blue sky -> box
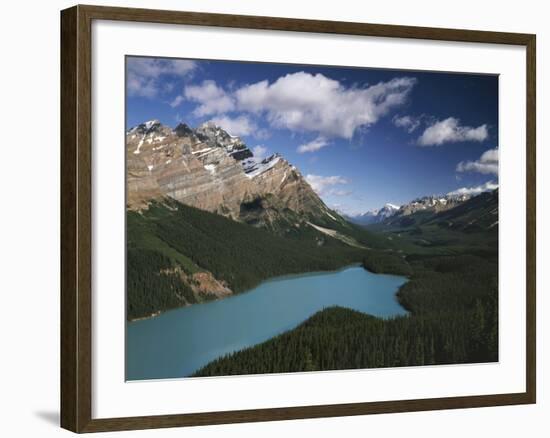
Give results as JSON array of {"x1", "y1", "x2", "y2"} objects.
[{"x1": 126, "y1": 56, "x2": 498, "y2": 215}]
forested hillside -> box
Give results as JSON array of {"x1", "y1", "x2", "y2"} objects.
[{"x1": 127, "y1": 198, "x2": 379, "y2": 319}]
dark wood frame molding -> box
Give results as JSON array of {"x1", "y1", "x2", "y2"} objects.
[{"x1": 60, "y1": 4, "x2": 536, "y2": 433}]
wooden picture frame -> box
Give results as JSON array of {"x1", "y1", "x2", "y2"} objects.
[{"x1": 60, "y1": 4, "x2": 536, "y2": 433}]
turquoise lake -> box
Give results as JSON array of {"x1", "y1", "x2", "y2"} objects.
[{"x1": 126, "y1": 265, "x2": 408, "y2": 380}]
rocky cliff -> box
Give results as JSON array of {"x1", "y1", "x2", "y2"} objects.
[{"x1": 126, "y1": 120, "x2": 340, "y2": 229}]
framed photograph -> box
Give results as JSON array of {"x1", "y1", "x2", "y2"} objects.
[{"x1": 60, "y1": 5, "x2": 536, "y2": 433}]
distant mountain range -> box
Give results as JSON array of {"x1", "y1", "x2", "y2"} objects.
[
  {"x1": 346, "y1": 193, "x2": 473, "y2": 226},
  {"x1": 345, "y1": 203, "x2": 400, "y2": 225}
]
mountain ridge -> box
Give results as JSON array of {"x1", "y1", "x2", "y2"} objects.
[
  {"x1": 126, "y1": 120, "x2": 346, "y2": 233},
  {"x1": 347, "y1": 193, "x2": 474, "y2": 226}
]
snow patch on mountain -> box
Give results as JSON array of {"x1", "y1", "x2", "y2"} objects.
[
  {"x1": 144, "y1": 120, "x2": 160, "y2": 130},
  {"x1": 242, "y1": 154, "x2": 281, "y2": 178},
  {"x1": 204, "y1": 164, "x2": 217, "y2": 174}
]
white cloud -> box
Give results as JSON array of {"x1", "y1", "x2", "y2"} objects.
[
  {"x1": 178, "y1": 73, "x2": 415, "y2": 138},
  {"x1": 326, "y1": 189, "x2": 353, "y2": 196},
  {"x1": 456, "y1": 148, "x2": 499, "y2": 175},
  {"x1": 209, "y1": 115, "x2": 257, "y2": 137},
  {"x1": 297, "y1": 136, "x2": 330, "y2": 153},
  {"x1": 447, "y1": 180, "x2": 498, "y2": 196},
  {"x1": 183, "y1": 80, "x2": 235, "y2": 116},
  {"x1": 305, "y1": 174, "x2": 349, "y2": 196},
  {"x1": 127, "y1": 77, "x2": 157, "y2": 99},
  {"x1": 169, "y1": 95, "x2": 185, "y2": 108},
  {"x1": 126, "y1": 57, "x2": 196, "y2": 98},
  {"x1": 393, "y1": 114, "x2": 422, "y2": 133},
  {"x1": 418, "y1": 117, "x2": 488, "y2": 146},
  {"x1": 235, "y1": 72, "x2": 416, "y2": 139},
  {"x1": 252, "y1": 145, "x2": 268, "y2": 160}
]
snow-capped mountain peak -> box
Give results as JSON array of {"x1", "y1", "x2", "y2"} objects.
[
  {"x1": 126, "y1": 120, "x2": 335, "y2": 230},
  {"x1": 144, "y1": 119, "x2": 160, "y2": 130},
  {"x1": 127, "y1": 119, "x2": 163, "y2": 135},
  {"x1": 345, "y1": 203, "x2": 400, "y2": 226},
  {"x1": 194, "y1": 121, "x2": 251, "y2": 158}
]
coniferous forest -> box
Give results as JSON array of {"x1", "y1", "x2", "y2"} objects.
[
  {"x1": 194, "y1": 251, "x2": 498, "y2": 376},
  {"x1": 127, "y1": 192, "x2": 499, "y2": 375}
]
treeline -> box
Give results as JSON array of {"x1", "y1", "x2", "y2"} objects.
[
  {"x1": 194, "y1": 251, "x2": 498, "y2": 376},
  {"x1": 127, "y1": 199, "x2": 370, "y2": 319}
]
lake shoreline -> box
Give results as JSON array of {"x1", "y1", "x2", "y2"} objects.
[
  {"x1": 126, "y1": 265, "x2": 408, "y2": 380},
  {"x1": 128, "y1": 261, "x2": 391, "y2": 323}
]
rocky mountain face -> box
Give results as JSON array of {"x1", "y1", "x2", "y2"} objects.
[{"x1": 126, "y1": 120, "x2": 340, "y2": 230}]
